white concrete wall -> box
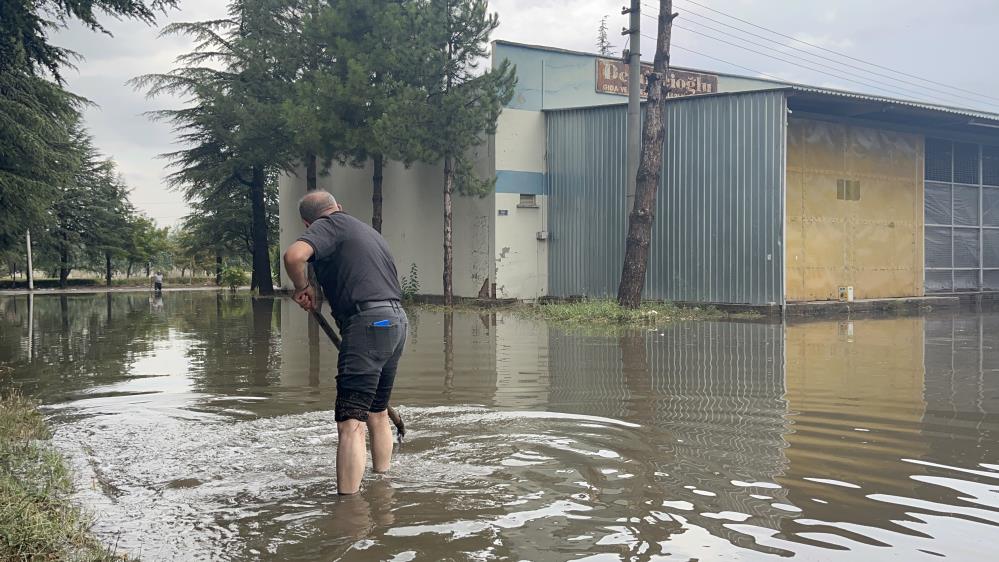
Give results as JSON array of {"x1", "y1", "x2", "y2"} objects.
[
  {"x1": 492, "y1": 108, "x2": 548, "y2": 299},
  {"x1": 493, "y1": 313, "x2": 550, "y2": 409},
  {"x1": 279, "y1": 145, "x2": 494, "y2": 298},
  {"x1": 494, "y1": 193, "x2": 547, "y2": 299}
]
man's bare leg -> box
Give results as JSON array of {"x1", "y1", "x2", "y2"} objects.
[
  {"x1": 367, "y1": 410, "x2": 393, "y2": 473},
  {"x1": 336, "y1": 419, "x2": 367, "y2": 494}
]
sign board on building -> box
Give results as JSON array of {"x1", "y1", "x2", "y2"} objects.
[{"x1": 595, "y1": 58, "x2": 718, "y2": 98}]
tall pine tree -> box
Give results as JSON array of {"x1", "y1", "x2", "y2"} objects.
[
  {"x1": 379, "y1": 0, "x2": 515, "y2": 305},
  {"x1": 134, "y1": 0, "x2": 297, "y2": 294}
]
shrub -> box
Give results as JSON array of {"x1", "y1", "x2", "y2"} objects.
[
  {"x1": 400, "y1": 263, "x2": 420, "y2": 300},
  {"x1": 220, "y1": 265, "x2": 249, "y2": 292}
]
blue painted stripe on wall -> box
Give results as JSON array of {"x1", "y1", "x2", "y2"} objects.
[{"x1": 496, "y1": 170, "x2": 546, "y2": 194}]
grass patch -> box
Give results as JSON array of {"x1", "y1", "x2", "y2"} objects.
[
  {"x1": 526, "y1": 299, "x2": 724, "y2": 326},
  {"x1": 0, "y1": 379, "x2": 130, "y2": 561},
  {"x1": 406, "y1": 298, "x2": 759, "y2": 327}
]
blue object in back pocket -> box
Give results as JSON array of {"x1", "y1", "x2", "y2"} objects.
[{"x1": 372, "y1": 319, "x2": 391, "y2": 327}]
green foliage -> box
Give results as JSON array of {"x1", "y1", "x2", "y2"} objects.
[
  {"x1": 400, "y1": 262, "x2": 421, "y2": 300},
  {"x1": 0, "y1": 71, "x2": 81, "y2": 253},
  {"x1": 220, "y1": 265, "x2": 249, "y2": 292},
  {"x1": 132, "y1": 0, "x2": 301, "y2": 294},
  {"x1": 377, "y1": 0, "x2": 517, "y2": 197},
  {"x1": 23, "y1": 122, "x2": 151, "y2": 286},
  {"x1": 527, "y1": 299, "x2": 725, "y2": 326},
  {"x1": 0, "y1": 386, "x2": 130, "y2": 560},
  {"x1": 0, "y1": 0, "x2": 178, "y2": 83},
  {"x1": 1, "y1": 0, "x2": 174, "y2": 262}
]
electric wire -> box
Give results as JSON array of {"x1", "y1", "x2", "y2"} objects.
[
  {"x1": 638, "y1": 1, "x2": 999, "y2": 109},
  {"x1": 660, "y1": 12, "x2": 995, "y2": 108},
  {"x1": 672, "y1": 0, "x2": 999, "y2": 104},
  {"x1": 640, "y1": 30, "x2": 951, "y2": 105}
]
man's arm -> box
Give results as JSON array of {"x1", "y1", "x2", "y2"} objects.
[{"x1": 283, "y1": 241, "x2": 316, "y2": 311}]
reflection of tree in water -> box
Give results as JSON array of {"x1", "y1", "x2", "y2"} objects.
[
  {"x1": 0, "y1": 293, "x2": 167, "y2": 400},
  {"x1": 443, "y1": 310, "x2": 454, "y2": 395},
  {"x1": 175, "y1": 294, "x2": 279, "y2": 391}
]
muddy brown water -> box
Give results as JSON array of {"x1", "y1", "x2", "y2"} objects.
[{"x1": 0, "y1": 291, "x2": 997, "y2": 561}]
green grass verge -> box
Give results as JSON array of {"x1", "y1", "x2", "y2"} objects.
[{"x1": 0, "y1": 381, "x2": 130, "y2": 561}]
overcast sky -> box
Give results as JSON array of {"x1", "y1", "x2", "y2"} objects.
[{"x1": 52, "y1": 0, "x2": 999, "y2": 227}]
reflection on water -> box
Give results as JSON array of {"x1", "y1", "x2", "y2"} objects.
[{"x1": 0, "y1": 292, "x2": 997, "y2": 560}]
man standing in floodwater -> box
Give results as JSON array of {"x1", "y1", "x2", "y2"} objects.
[
  {"x1": 153, "y1": 271, "x2": 164, "y2": 294},
  {"x1": 283, "y1": 191, "x2": 408, "y2": 495}
]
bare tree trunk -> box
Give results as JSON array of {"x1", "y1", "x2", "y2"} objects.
[
  {"x1": 249, "y1": 166, "x2": 274, "y2": 295},
  {"x1": 105, "y1": 252, "x2": 112, "y2": 287},
  {"x1": 127, "y1": 261, "x2": 133, "y2": 278},
  {"x1": 306, "y1": 152, "x2": 317, "y2": 191},
  {"x1": 215, "y1": 253, "x2": 223, "y2": 286},
  {"x1": 372, "y1": 153, "x2": 384, "y2": 233},
  {"x1": 443, "y1": 156, "x2": 455, "y2": 306},
  {"x1": 617, "y1": 0, "x2": 676, "y2": 309}
]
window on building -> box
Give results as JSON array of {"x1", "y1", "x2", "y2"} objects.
[
  {"x1": 837, "y1": 179, "x2": 861, "y2": 201},
  {"x1": 518, "y1": 194, "x2": 538, "y2": 208},
  {"x1": 924, "y1": 139, "x2": 999, "y2": 292}
]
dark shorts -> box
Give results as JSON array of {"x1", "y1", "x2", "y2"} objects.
[
  {"x1": 334, "y1": 305, "x2": 408, "y2": 423},
  {"x1": 154, "y1": 282, "x2": 162, "y2": 291}
]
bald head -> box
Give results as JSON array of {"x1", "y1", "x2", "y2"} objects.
[{"x1": 299, "y1": 191, "x2": 338, "y2": 223}]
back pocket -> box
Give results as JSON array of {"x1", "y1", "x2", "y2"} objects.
[{"x1": 365, "y1": 322, "x2": 399, "y2": 360}]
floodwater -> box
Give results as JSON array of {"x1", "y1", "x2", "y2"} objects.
[{"x1": 0, "y1": 292, "x2": 997, "y2": 561}]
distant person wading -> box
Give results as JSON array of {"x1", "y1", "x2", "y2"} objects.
[
  {"x1": 282, "y1": 191, "x2": 408, "y2": 495},
  {"x1": 153, "y1": 272, "x2": 164, "y2": 294}
]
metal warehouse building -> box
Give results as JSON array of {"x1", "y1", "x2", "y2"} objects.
[{"x1": 278, "y1": 41, "x2": 999, "y2": 307}]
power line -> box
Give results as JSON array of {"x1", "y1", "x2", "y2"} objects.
[
  {"x1": 640, "y1": 28, "x2": 953, "y2": 105},
  {"x1": 654, "y1": 18, "x2": 980, "y2": 108},
  {"x1": 646, "y1": 6, "x2": 999, "y2": 109},
  {"x1": 669, "y1": 0, "x2": 999, "y2": 105},
  {"x1": 668, "y1": 42, "x2": 792, "y2": 83}
]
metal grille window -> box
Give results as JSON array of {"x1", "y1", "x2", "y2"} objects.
[{"x1": 925, "y1": 138, "x2": 999, "y2": 292}]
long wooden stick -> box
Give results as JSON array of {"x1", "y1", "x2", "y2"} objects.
[{"x1": 310, "y1": 309, "x2": 406, "y2": 441}]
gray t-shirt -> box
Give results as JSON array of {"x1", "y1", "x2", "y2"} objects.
[{"x1": 297, "y1": 212, "x2": 401, "y2": 322}]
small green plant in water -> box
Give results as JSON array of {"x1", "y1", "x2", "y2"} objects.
[
  {"x1": 220, "y1": 265, "x2": 249, "y2": 292},
  {"x1": 400, "y1": 263, "x2": 420, "y2": 301}
]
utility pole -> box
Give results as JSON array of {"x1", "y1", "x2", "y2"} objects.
[
  {"x1": 623, "y1": 1, "x2": 641, "y2": 209},
  {"x1": 25, "y1": 230, "x2": 34, "y2": 291},
  {"x1": 617, "y1": 0, "x2": 677, "y2": 308}
]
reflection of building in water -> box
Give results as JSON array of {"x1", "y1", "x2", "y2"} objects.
[
  {"x1": 279, "y1": 302, "x2": 335, "y2": 388},
  {"x1": 924, "y1": 312, "x2": 999, "y2": 416},
  {"x1": 493, "y1": 314, "x2": 551, "y2": 409},
  {"x1": 279, "y1": 305, "x2": 502, "y2": 404},
  {"x1": 923, "y1": 312, "x2": 999, "y2": 463},
  {"x1": 548, "y1": 321, "x2": 794, "y2": 546},
  {"x1": 780, "y1": 317, "x2": 929, "y2": 543}
]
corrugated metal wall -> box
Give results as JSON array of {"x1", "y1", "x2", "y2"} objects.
[{"x1": 547, "y1": 90, "x2": 787, "y2": 304}]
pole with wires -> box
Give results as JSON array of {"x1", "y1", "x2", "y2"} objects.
[{"x1": 623, "y1": 1, "x2": 641, "y2": 209}]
